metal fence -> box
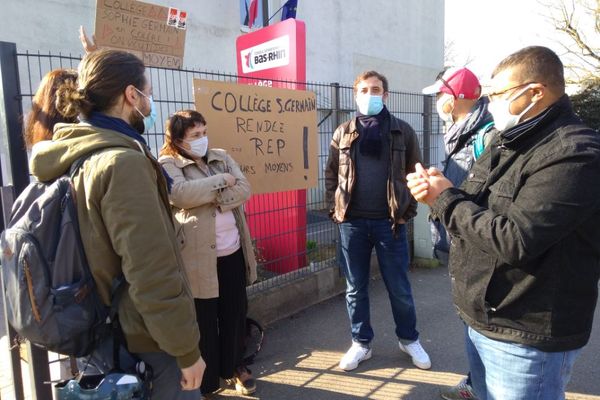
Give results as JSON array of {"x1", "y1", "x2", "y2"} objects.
[
  {"x1": 9, "y1": 47, "x2": 443, "y2": 292},
  {"x1": 0, "y1": 41, "x2": 442, "y2": 399}
]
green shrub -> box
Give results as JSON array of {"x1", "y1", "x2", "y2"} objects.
[{"x1": 570, "y1": 82, "x2": 600, "y2": 131}]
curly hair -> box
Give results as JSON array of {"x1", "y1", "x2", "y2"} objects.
[{"x1": 23, "y1": 69, "x2": 78, "y2": 148}]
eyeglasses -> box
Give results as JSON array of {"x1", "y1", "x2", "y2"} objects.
[
  {"x1": 435, "y1": 68, "x2": 458, "y2": 98},
  {"x1": 439, "y1": 77, "x2": 458, "y2": 98},
  {"x1": 486, "y1": 82, "x2": 535, "y2": 101}
]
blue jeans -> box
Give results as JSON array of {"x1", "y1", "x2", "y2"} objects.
[
  {"x1": 338, "y1": 219, "x2": 418, "y2": 344},
  {"x1": 466, "y1": 326, "x2": 581, "y2": 400}
]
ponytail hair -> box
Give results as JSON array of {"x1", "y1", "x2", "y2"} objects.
[
  {"x1": 55, "y1": 79, "x2": 92, "y2": 120},
  {"x1": 56, "y1": 49, "x2": 146, "y2": 120}
]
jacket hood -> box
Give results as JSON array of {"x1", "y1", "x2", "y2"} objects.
[{"x1": 30, "y1": 122, "x2": 143, "y2": 182}]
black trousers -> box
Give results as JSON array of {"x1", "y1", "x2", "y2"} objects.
[{"x1": 194, "y1": 248, "x2": 248, "y2": 395}]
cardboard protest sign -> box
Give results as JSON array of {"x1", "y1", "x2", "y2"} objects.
[
  {"x1": 94, "y1": 0, "x2": 187, "y2": 68},
  {"x1": 193, "y1": 79, "x2": 317, "y2": 194}
]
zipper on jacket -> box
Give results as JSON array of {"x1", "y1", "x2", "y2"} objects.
[{"x1": 388, "y1": 130, "x2": 396, "y2": 224}]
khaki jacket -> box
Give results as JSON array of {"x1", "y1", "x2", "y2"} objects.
[
  {"x1": 159, "y1": 150, "x2": 257, "y2": 299},
  {"x1": 29, "y1": 123, "x2": 200, "y2": 369}
]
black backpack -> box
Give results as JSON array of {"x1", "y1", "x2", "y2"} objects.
[{"x1": 1, "y1": 153, "x2": 113, "y2": 357}]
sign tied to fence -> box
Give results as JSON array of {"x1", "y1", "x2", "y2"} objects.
[
  {"x1": 94, "y1": 0, "x2": 187, "y2": 68},
  {"x1": 193, "y1": 79, "x2": 317, "y2": 194}
]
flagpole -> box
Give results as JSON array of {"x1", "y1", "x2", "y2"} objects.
[
  {"x1": 262, "y1": 0, "x2": 269, "y2": 26},
  {"x1": 267, "y1": 3, "x2": 286, "y2": 23}
]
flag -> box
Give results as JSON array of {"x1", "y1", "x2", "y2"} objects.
[
  {"x1": 248, "y1": 0, "x2": 259, "y2": 28},
  {"x1": 240, "y1": 0, "x2": 264, "y2": 31},
  {"x1": 281, "y1": 0, "x2": 297, "y2": 21},
  {"x1": 242, "y1": 0, "x2": 249, "y2": 26}
]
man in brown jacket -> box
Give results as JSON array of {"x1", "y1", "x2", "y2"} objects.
[{"x1": 325, "y1": 71, "x2": 430, "y2": 372}]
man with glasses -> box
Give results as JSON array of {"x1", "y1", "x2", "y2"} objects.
[
  {"x1": 325, "y1": 71, "x2": 430, "y2": 372},
  {"x1": 407, "y1": 46, "x2": 600, "y2": 399}
]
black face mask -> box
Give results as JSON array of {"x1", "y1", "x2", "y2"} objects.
[{"x1": 130, "y1": 111, "x2": 145, "y2": 135}]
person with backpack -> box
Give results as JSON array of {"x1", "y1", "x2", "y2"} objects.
[
  {"x1": 30, "y1": 49, "x2": 205, "y2": 398},
  {"x1": 158, "y1": 110, "x2": 258, "y2": 397},
  {"x1": 421, "y1": 67, "x2": 495, "y2": 400},
  {"x1": 422, "y1": 67, "x2": 495, "y2": 266}
]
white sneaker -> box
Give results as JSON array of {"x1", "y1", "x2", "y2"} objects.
[
  {"x1": 339, "y1": 342, "x2": 372, "y2": 371},
  {"x1": 399, "y1": 339, "x2": 431, "y2": 369}
]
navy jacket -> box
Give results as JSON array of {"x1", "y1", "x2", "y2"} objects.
[{"x1": 432, "y1": 98, "x2": 494, "y2": 255}]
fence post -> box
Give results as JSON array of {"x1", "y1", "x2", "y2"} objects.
[
  {"x1": 412, "y1": 94, "x2": 435, "y2": 260},
  {"x1": 331, "y1": 82, "x2": 340, "y2": 130},
  {"x1": 0, "y1": 41, "x2": 52, "y2": 400},
  {"x1": 329, "y1": 82, "x2": 345, "y2": 270},
  {"x1": 0, "y1": 41, "x2": 29, "y2": 197},
  {"x1": 422, "y1": 94, "x2": 432, "y2": 167}
]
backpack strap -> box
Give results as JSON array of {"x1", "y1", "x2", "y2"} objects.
[
  {"x1": 473, "y1": 122, "x2": 495, "y2": 160},
  {"x1": 69, "y1": 150, "x2": 106, "y2": 179}
]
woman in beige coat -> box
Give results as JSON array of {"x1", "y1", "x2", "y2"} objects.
[{"x1": 159, "y1": 110, "x2": 258, "y2": 397}]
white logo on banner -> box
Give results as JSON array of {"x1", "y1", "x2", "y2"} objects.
[{"x1": 240, "y1": 35, "x2": 290, "y2": 74}]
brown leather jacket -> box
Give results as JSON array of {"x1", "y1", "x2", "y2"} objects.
[{"x1": 325, "y1": 115, "x2": 421, "y2": 228}]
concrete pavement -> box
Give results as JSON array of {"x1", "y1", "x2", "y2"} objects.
[{"x1": 216, "y1": 265, "x2": 600, "y2": 399}]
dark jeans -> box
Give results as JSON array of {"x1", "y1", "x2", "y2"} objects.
[
  {"x1": 339, "y1": 219, "x2": 418, "y2": 344},
  {"x1": 194, "y1": 248, "x2": 247, "y2": 394}
]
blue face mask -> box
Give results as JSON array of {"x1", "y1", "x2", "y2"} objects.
[
  {"x1": 356, "y1": 94, "x2": 384, "y2": 115},
  {"x1": 134, "y1": 88, "x2": 157, "y2": 133}
]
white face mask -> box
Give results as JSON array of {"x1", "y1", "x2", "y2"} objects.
[
  {"x1": 186, "y1": 136, "x2": 208, "y2": 158},
  {"x1": 488, "y1": 85, "x2": 536, "y2": 131},
  {"x1": 436, "y1": 93, "x2": 455, "y2": 124}
]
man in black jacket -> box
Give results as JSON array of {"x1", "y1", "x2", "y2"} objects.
[{"x1": 407, "y1": 46, "x2": 600, "y2": 399}]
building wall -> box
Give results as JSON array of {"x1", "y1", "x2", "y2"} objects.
[{"x1": 0, "y1": 0, "x2": 444, "y2": 91}]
